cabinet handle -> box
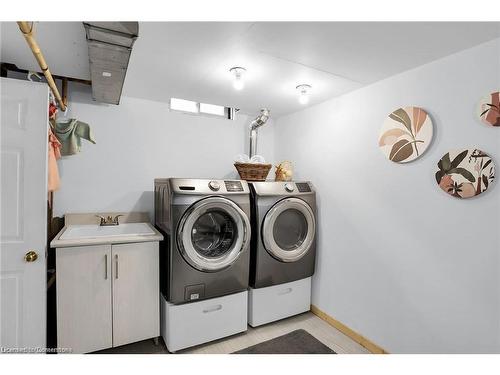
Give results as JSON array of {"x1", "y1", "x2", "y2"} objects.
[
  {"x1": 278, "y1": 287, "x2": 292, "y2": 295},
  {"x1": 115, "y1": 254, "x2": 119, "y2": 279},
  {"x1": 104, "y1": 254, "x2": 108, "y2": 279},
  {"x1": 203, "y1": 304, "x2": 222, "y2": 314}
]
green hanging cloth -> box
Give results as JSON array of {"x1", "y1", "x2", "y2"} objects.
[{"x1": 52, "y1": 118, "x2": 96, "y2": 156}]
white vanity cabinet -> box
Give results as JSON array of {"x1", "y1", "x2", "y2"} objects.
[
  {"x1": 56, "y1": 244, "x2": 113, "y2": 353},
  {"x1": 111, "y1": 242, "x2": 159, "y2": 347},
  {"x1": 54, "y1": 229, "x2": 161, "y2": 354}
]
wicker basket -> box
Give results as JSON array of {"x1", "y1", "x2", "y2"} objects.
[{"x1": 234, "y1": 162, "x2": 272, "y2": 181}]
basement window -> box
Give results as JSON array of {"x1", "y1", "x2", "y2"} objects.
[
  {"x1": 170, "y1": 98, "x2": 199, "y2": 114},
  {"x1": 170, "y1": 98, "x2": 236, "y2": 120},
  {"x1": 200, "y1": 103, "x2": 225, "y2": 116}
]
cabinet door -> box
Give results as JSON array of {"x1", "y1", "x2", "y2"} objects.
[
  {"x1": 56, "y1": 245, "x2": 112, "y2": 353},
  {"x1": 112, "y1": 242, "x2": 159, "y2": 347}
]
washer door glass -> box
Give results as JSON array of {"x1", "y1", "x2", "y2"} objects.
[
  {"x1": 178, "y1": 197, "x2": 250, "y2": 271},
  {"x1": 262, "y1": 197, "x2": 315, "y2": 262},
  {"x1": 191, "y1": 210, "x2": 236, "y2": 258}
]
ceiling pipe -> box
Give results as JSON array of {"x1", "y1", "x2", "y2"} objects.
[
  {"x1": 249, "y1": 109, "x2": 270, "y2": 158},
  {"x1": 17, "y1": 21, "x2": 67, "y2": 111}
]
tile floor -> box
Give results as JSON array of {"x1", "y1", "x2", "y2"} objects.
[{"x1": 95, "y1": 312, "x2": 370, "y2": 354}]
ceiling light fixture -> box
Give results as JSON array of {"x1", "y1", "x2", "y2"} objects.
[
  {"x1": 296, "y1": 84, "x2": 312, "y2": 105},
  {"x1": 230, "y1": 67, "x2": 246, "y2": 91}
]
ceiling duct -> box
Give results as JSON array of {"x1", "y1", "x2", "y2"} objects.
[{"x1": 83, "y1": 22, "x2": 139, "y2": 105}]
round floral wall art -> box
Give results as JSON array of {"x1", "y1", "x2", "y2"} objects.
[
  {"x1": 379, "y1": 106, "x2": 433, "y2": 163},
  {"x1": 478, "y1": 91, "x2": 500, "y2": 127},
  {"x1": 435, "y1": 149, "x2": 495, "y2": 199}
]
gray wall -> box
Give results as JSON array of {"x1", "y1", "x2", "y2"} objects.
[
  {"x1": 51, "y1": 37, "x2": 500, "y2": 353},
  {"x1": 274, "y1": 38, "x2": 500, "y2": 353},
  {"x1": 53, "y1": 86, "x2": 275, "y2": 218}
]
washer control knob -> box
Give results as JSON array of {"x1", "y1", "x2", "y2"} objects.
[
  {"x1": 208, "y1": 181, "x2": 220, "y2": 191},
  {"x1": 284, "y1": 183, "x2": 294, "y2": 192}
]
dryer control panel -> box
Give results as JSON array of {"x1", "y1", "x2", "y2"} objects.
[
  {"x1": 250, "y1": 181, "x2": 314, "y2": 196},
  {"x1": 295, "y1": 182, "x2": 311, "y2": 192}
]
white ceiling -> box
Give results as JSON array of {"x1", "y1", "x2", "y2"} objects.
[{"x1": 1, "y1": 22, "x2": 499, "y2": 116}]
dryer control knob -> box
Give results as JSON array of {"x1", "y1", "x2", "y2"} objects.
[
  {"x1": 208, "y1": 181, "x2": 220, "y2": 191},
  {"x1": 284, "y1": 183, "x2": 294, "y2": 192}
]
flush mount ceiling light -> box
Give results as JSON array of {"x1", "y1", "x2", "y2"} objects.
[
  {"x1": 230, "y1": 67, "x2": 246, "y2": 91},
  {"x1": 296, "y1": 84, "x2": 312, "y2": 105}
]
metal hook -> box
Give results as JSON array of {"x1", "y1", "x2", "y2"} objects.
[
  {"x1": 27, "y1": 71, "x2": 42, "y2": 82},
  {"x1": 61, "y1": 103, "x2": 69, "y2": 117},
  {"x1": 48, "y1": 91, "x2": 55, "y2": 104}
]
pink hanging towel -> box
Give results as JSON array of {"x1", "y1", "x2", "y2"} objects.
[{"x1": 48, "y1": 126, "x2": 62, "y2": 194}]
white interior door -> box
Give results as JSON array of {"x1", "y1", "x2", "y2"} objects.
[{"x1": 0, "y1": 78, "x2": 48, "y2": 351}]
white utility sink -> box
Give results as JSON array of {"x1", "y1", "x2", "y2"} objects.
[{"x1": 60, "y1": 223, "x2": 155, "y2": 240}]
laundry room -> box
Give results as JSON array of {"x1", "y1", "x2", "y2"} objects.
[{"x1": 1, "y1": 1, "x2": 500, "y2": 374}]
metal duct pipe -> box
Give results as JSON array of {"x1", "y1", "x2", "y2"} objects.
[
  {"x1": 83, "y1": 22, "x2": 138, "y2": 105},
  {"x1": 249, "y1": 109, "x2": 270, "y2": 158},
  {"x1": 17, "y1": 21, "x2": 67, "y2": 111}
]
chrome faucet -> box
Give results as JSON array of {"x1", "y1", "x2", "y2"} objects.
[{"x1": 96, "y1": 214, "x2": 123, "y2": 226}]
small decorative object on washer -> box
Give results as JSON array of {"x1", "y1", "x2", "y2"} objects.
[
  {"x1": 477, "y1": 91, "x2": 500, "y2": 127},
  {"x1": 379, "y1": 106, "x2": 433, "y2": 163},
  {"x1": 275, "y1": 161, "x2": 293, "y2": 181},
  {"x1": 435, "y1": 148, "x2": 495, "y2": 199}
]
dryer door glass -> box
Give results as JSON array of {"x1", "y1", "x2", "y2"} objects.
[
  {"x1": 177, "y1": 197, "x2": 250, "y2": 272},
  {"x1": 263, "y1": 197, "x2": 315, "y2": 262},
  {"x1": 273, "y1": 209, "x2": 308, "y2": 251}
]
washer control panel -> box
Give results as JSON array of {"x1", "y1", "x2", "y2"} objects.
[
  {"x1": 168, "y1": 178, "x2": 249, "y2": 194},
  {"x1": 224, "y1": 180, "x2": 244, "y2": 192},
  {"x1": 284, "y1": 183, "x2": 295, "y2": 192},
  {"x1": 208, "y1": 180, "x2": 220, "y2": 191}
]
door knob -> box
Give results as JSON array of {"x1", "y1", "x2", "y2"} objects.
[{"x1": 24, "y1": 250, "x2": 38, "y2": 262}]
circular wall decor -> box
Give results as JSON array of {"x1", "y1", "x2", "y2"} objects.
[
  {"x1": 379, "y1": 106, "x2": 433, "y2": 163},
  {"x1": 478, "y1": 91, "x2": 500, "y2": 127},
  {"x1": 435, "y1": 149, "x2": 495, "y2": 199}
]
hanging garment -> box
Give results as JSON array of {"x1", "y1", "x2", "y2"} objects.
[
  {"x1": 48, "y1": 126, "x2": 62, "y2": 193},
  {"x1": 49, "y1": 102, "x2": 58, "y2": 120},
  {"x1": 53, "y1": 118, "x2": 96, "y2": 156}
]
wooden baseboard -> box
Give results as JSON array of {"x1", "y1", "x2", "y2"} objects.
[{"x1": 310, "y1": 305, "x2": 388, "y2": 354}]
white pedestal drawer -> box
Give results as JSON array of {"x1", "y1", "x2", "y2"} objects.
[
  {"x1": 161, "y1": 291, "x2": 248, "y2": 352},
  {"x1": 248, "y1": 277, "x2": 311, "y2": 327}
]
